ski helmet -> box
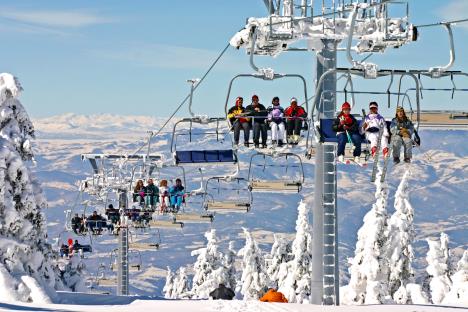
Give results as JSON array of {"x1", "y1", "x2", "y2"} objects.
[
  {"x1": 341, "y1": 102, "x2": 351, "y2": 110},
  {"x1": 369, "y1": 101, "x2": 378, "y2": 109},
  {"x1": 290, "y1": 97, "x2": 298, "y2": 105}
]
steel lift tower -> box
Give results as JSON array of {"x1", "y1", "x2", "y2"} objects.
[{"x1": 230, "y1": 0, "x2": 419, "y2": 305}]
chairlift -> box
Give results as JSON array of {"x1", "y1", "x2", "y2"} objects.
[
  {"x1": 307, "y1": 69, "x2": 421, "y2": 162},
  {"x1": 224, "y1": 30, "x2": 311, "y2": 149},
  {"x1": 247, "y1": 152, "x2": 305, "y2": 193},
  {"x1": 203, "y1": 176, "x2": 252, "y2": 213},
  {"x1": 110, "y1": 248, "x2": 142, "y2": 272},
  {"x1": 94, "y1": 263, "x2": 117, "y2": 287}
]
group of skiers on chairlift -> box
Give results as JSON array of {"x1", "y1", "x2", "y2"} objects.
[
  {"x1": 71, "y1": 211, "x2": 113, "y2": 236},
  {"x1": 133, "y1": 178, "x2": 185, "y2": 214},
  {"x1": 60, "y1": 238, "x2": 91, "y2": 258},
  {"x1": 227, "y1": 95, "x2": 307, "y2": 148},
  {"x1": 333, "y1": 101, "x2": 415, "y2": 164},
  {"x1": 209, "y1": 283, "x2": 288, "y2": 302}
]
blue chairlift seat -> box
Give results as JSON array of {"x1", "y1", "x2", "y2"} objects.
[
  {"x1": 175, "y1": 149, "x2": 237, "y2": 165},
  {"x1": 318, "y1": 118, "x2": 391, "y2": 143}
]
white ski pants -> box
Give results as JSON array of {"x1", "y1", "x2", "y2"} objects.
[
  {"x1": 365, "y1": 132, "x2": 388, "y2": 149},
  {"x1": 270, "y1": 122, "x2": 286, "y2": 141}
]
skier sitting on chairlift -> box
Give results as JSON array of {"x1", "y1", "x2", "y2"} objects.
[
  {"x1": 105, "y1": 204, "x2": 120, "y2": 224},
  {"x1": 86, "y1": 211, "x2": 107, "y2": 235},
  {"x1": 390, "y1": 106, "x2": 415, "y2": 164},
  {"x1": 71, "y1": 213, "x2": 84, "y2": 234},
  {"x1": 169, "y1": 178, "x2": 185, "y2": 212},
  {"x1": 159, "y1": 179, "x2": 171, "y2": 213},
  {"x1": 227, "y1": 96, "x2": 251, "y2": 147},
  {"x1": 60, "y1": 243, "x2": 69, "y2": 258},
  {"x1": 133, "y1": 179, "x2": 145, "y2": 205},
  {"x1": 285, "y1": 97, "x2": 307, "y2": 145},
  {"x1": 245, "y1": 94, "x2": 268, "y2": 148},
  {"x1": 144, "y1": 178, "x2": 159, "y2": 210},
  {"x1": 362, "y1": 102, "x2": 389, "y2": 158},
  {"x1": 332, "y1": 102, "x2": 362, "y2": 163},
  {"x1": 267, "y1": 96, "x2": 286, "y2": 147}
]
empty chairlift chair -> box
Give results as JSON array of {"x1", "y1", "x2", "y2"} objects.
[
  {"x1": 248, "y1": 152, "x2": 304, "y2": 193},
  {"x1": 203, "y1": 177, "x2": 252, "y2": 213},
  {"x1": 171, "y1": 117, "x2": 238, "y2": 165}
]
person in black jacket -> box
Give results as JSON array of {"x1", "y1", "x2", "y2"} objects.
[
  {"x1": 332, "y1": 102, "x2": 362, "y2": 163},
  {"x1": 245, "y1": 95, "x2": 268, "y2": 148},
  {"x1": 209, "y1": 283, "x2": 235, "y2": 300},
  {"x1": 71, "y1": 213, "x2": 84, "y2": 234}
]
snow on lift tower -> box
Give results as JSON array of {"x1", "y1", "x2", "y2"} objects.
[
  {"x1": 230, "y1": 0, "x2": 418, "y2": 306},
  {"x1": 171, "y1": 79, "x2": 238, "y2": 166}
]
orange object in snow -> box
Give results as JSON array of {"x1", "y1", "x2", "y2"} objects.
[{"x1": 260, "y1": 289, "x2": 288, "y2": 303}]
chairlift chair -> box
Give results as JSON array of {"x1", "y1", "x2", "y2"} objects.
[
  {"x1": 94, "y1": 263, "x2": 117, "y2": 287},
  {"x1": 203, "y1": 176, "x2": 252, "y2": 213},
  {"x1": 110, "y1": 249, "x2": 142, "y2": 272},
  {"x1": 248, "y1": 152, "x2": 305, "y2": 193},
  {"x1": 170, "y1": 117, "x2": 238, "y2": 165}
]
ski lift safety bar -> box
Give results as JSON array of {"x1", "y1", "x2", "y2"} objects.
[{"x1": 247, "y1": 152, "x2": 305, "y2": 184}]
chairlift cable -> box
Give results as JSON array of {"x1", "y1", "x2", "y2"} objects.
[
  {"x1": 416, "y1": 18, "x2": 468, "y2": 28},
  {"x1": 121, "y1": 42, "x2": 231, "y2": 161}
]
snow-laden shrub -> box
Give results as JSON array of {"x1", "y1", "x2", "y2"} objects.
[
  {"x1": 190, "y1": 229, "x2": 228, "y2": 299},
  {"x1": 224, "y1": 241, "x2": 237, "y2": 291},
  {"x1": 342, "y1": 167, "x2": 390, "y2": 304},
  {"x1": 386, "y1": 170, "x2": 415, "y2": 297},
  {"x1": 238, "y1": 228, "x2": 269, "y2": 300},
  {"x1": 426, "y1": 232, "x2": 452, "y2": 304},
  {"x1": 443, "y1": 250, "x2": 468, "y2": 305},
  {"x1": 0, "y1": 73, "x2": 60, "y2": 302},
  {"x1": 278, "y1": 201, "x2": 313, "y2": 303},
  {"x1": 267, "y1": 234, "x2": 291, "y2": 290}
]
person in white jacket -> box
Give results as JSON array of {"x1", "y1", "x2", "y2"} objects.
[{"x1": 362, "y1": 101, "x2": 390, "y2": 157}]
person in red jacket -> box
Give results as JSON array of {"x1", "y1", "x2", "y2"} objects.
[
  {"x1": 332, "y1": 102, "x2": 362, "y2": 163},
  {"x1": 284, "y1": 97, "x2": 307, "y2": 144},
  {"x1": 260, "y1": 288, "x2": 288, "y2": 303}
]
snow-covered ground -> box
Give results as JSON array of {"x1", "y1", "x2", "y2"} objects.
[{"x1": 26, "y1": 114, "x2": 467, "y2": 309}]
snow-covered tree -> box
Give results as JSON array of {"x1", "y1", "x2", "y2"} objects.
[
  {"x1": 443, "y1": 250, "x2": 468, "y2": 305},
  {"x1": 172, "y1": 267, "x2": 190, "y2": 299},
  {"x1": 238, "y1": 228, "x2": 269, "y2": 300},
  {"x1": 386, "y1": 170, "x2": 415, "y2": 297},
  {"x1": 267, "y1": 234, "x2": 291, "y2": 290},
  {"x1": 190, "y1": 229, "x2": 227, "y2": 299},
  {"x1": 0, "y1": 73, "x2": 59, "y2": 303},
  {"x1": 224, "y1": 241, "x2": 237, "y2": 291},
  {"x1": 342, "y1": 168, "x2": 390, "y2": 304},
  {"x1": 59, "y1": 256, "x2": 86, "y2": 292},
  {"x1": 163, "y1": 267, "x2": 175, "y2": 299},
  {"x1": 393, "y1": 283, "x2": 429, "y2": 305},
  {"x1": 426, "y1": 232, "x2": 452, "y2": 304},
  {"x1": 278, "y1": 201, "x2": 313, "y2": 303}
]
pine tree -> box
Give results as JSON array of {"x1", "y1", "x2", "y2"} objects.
[
  {"x1": 426, "y1": 232, "x2": 452, "y2": 304},
  {"x1": 443, "y1": 250, "x2": 468, "y2": 305},
  {"x1": 278, "y1": 201, "x2": 313, "y2": 303},
  {"x1": 224, "y1": 241, "x2": 237, "y2": 291},
  {"x1": 386, "y1": 170, "x2": 415, "y2": 297},
  {"x1": 0, "y1": 73, "x2": 59, "y2": 303},
  {"x1": 172, "y1": 267, "x2": 190, "y2": 299},
  {"x1": 59, "y1": 256, "x2": 86, "y2": 292},
  {"x1": 343, "y1": 168, "x2": 390, "y2": 304},
  {"x1": 163, "y1": 267, "x2": 175, "y2": 299},
  {"x1": 238, "y1": 228, "x2": 269, "y2": 300},
  {"x1": 190, "y1": 229, "x2": 227, "y2": 299},
  {"x1": 267, "y1": 234, "x2": 291, "y2": 290}
]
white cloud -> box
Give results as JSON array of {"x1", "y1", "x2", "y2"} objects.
[
  {"x1": 439, "y1": 0, "x2": 468, "y2": 30},
  {"x1": 0, "y1": 8, "x2": 114, "y2": 28}
]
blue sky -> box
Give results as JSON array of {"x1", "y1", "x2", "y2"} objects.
[{"x1": 0, "y1": 0, "x2": 467, "y2": 118}]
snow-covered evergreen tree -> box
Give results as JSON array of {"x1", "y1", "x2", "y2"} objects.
[
  {"x1": 278, "y1": 201, "x2": 313, "y2": 303},
  {"x1": 342, "y1": 168, "x2": 390, "y2": 304},
  {"x1": 238, "y1": 228, "x2": 269, "y2": 300},
  {"x1": 59, "y1": 256, "x2": 86, "y2": 292},
  {"x1": 426, "y1": 232, "x2": 452, "y2": 304},
  {"x1": 393, "y1": 283, "x2": 429, "y2": 304},
  {"x1": 0, "y1": 73, "x2": 59, "y2": 303},
  {"x1": 443, "y1": 250, "x2": 468, "y2": 305},
  {"x1": 267, "y1": 234, "x2": 291, "y2": 290},
  {"x1": 224, "y1": 241, "x2": 237, "y2": 291},
  {"x1": 172, "y1": 267, "x2": 190, "y2": 299},
  {"x1": 163, "y1": 266, "x2": 175, "y2": 299},
  {"x1": 386, "y1": 170, "x2": 415, "y2": 297},
  {"x1": 190, "y1": 229, "x2": 227, "y2": 299}
]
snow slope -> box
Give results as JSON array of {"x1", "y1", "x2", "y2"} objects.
[{"x1": 30, "y1": 114, "x2": 467, "y2": 301}]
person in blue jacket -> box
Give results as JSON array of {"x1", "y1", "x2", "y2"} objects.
[{"x1": 169, "y1": 178, "x2": 185, "y2": 211}]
